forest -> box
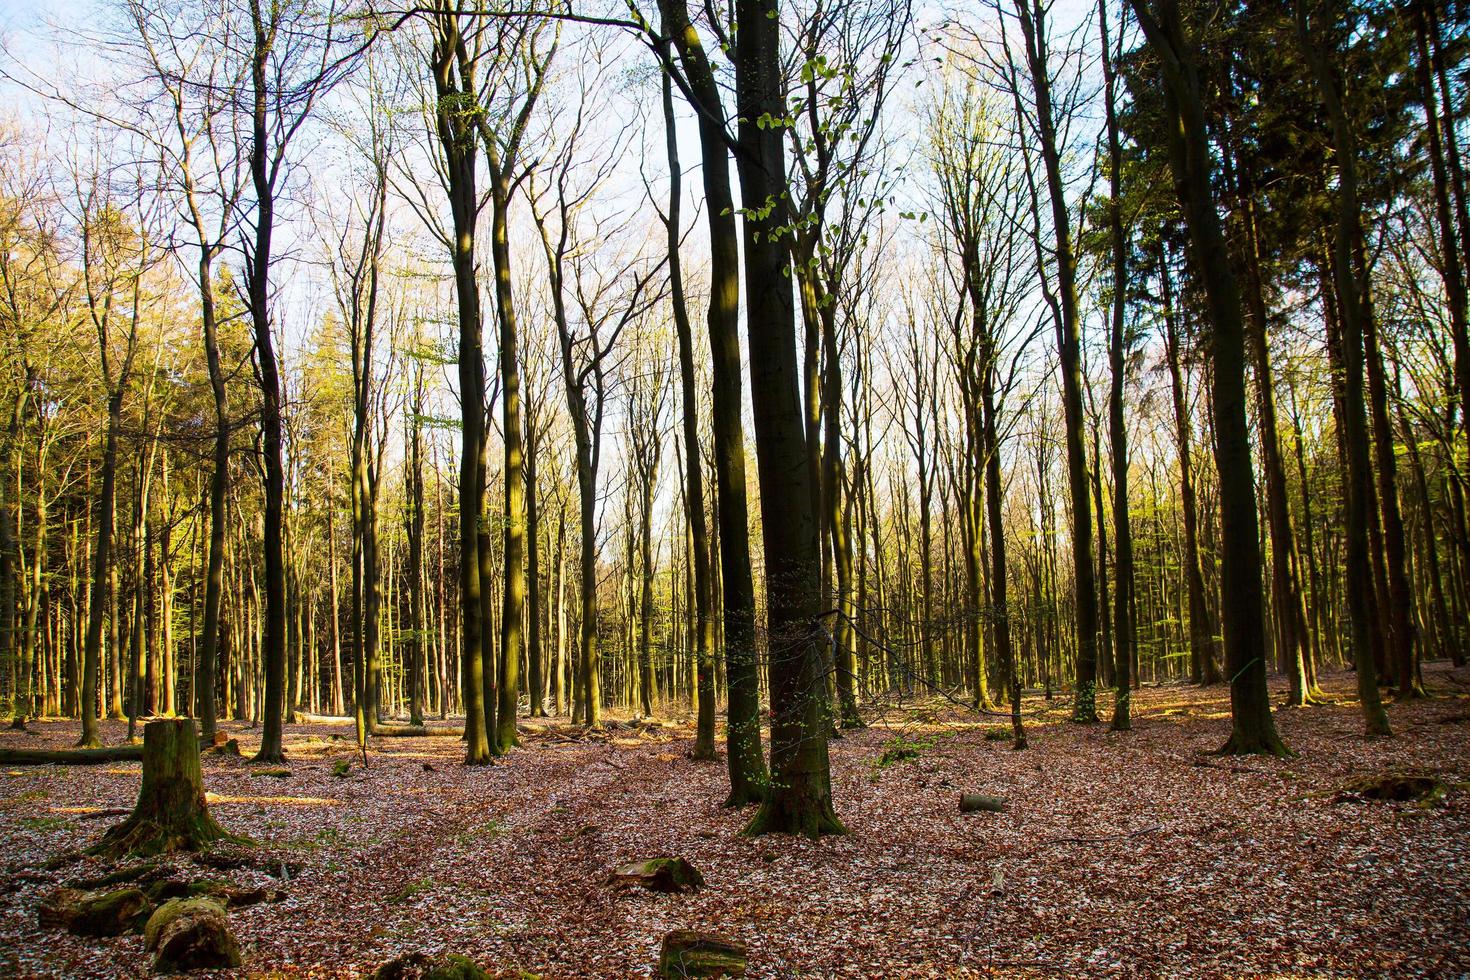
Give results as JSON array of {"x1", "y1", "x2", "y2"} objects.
[{"x1": 0, "y1": 0, "x2": 1466, "y2": 975}]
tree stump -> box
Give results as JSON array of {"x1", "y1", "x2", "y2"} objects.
[
  {"x1": 609, "y1": 857, "x2": 705, "y2": 893},
  {"x1": 90, "y1": 719, "x2": 244, "y2": 858},
  {"x1": 658, "y1": 931, "x2": 746, "y2": 978}
]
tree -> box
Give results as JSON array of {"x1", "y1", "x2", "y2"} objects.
[
  {"x1": 242, "y1": 0, "x2": 344, "y2": 765},
  {"x1": 655, "y1": 0, "x2": 770, "y2": 806},
  {"x1": 75, "y1": 181, "x2": 150, "y2": 748},
  {"x1": 654, "y1": 45, "x2": 716, "y2": 757},
  {"x1": 734, "y1": 0, "x2": 844, "y2": 838},
  {"x1": 1293, "y1": 0, "x2": 1392, "y2": 735},
  {"x1": 1127, "y1": 0, "x2": 1291, "y2": 755},
  {"x1": 1002, "y1": 0, "x2": 1104, "y2": 723}
]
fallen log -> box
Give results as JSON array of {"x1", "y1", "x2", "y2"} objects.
[
  {"x1": 0, "y1": 746, "x2": 144, "y2": 766},
  {"x1": 295, "y1": 713, "x2": 354, "y2": 725},
  {"x1": 958, "y1": 792, "x2": 1007, "y2": 813},
  {"x1": 373, "y1": 725, "x2": 465, "y2": 738}
]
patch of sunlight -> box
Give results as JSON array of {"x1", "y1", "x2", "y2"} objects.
[
  {"x1": 206, "y1": 792, "x2": 341, "y2": 806},
  {"x1": 102, "y1": 767, "x2": 140, "y2": 775}
]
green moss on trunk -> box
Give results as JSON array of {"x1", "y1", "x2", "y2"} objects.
[{"x1": 90, "y1": 719, "x2": 248, "y2": 858}]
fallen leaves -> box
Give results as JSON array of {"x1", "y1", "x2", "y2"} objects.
[{"x1": 0, "y1": 664, "x2": 1466, "y2": 977}]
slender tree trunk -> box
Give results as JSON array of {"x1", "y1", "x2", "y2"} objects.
[
  {"x1": 489, "y1": 161, "x2": 524, "y2": 753},
  {"x1": 247, "y1": 0, "x2": 288, "y2": 764},
  {"x1": 79, "y1": 394, "x2": 123, "y2": 748},
  {"x1": 429, "y1": 8, "x2": 491, "y2": 763},
  {"x1": 1014, "y1": 0, "x2": 1101, "y2": 723},
  {"x1": 660, "y1": 57, "x2": 717, "y2": 757},
  {"x1": 659, "y1": 0, "x2": 768, "y2": 805},
  {"x1": 1099, "y1": 0, "x2": 1133, "y2": 731},
  {"x1": 1295, "y1": 0, "x2": 1392, "y2": 736}
]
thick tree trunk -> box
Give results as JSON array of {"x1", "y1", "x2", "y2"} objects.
[
  {"x1": 1129, "y1": 0, "x2": 1288, "y2": 755},
  {"x1": 92, "y1": 719, "x2": 239, "y2": 857},
  {"x1": 734, "y1": 0, "x2": 842, "y2": 838}
]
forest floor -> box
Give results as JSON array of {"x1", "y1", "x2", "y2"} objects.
[{"x1": 0, "y1": 664, "x2": 1467, "y2": 979}]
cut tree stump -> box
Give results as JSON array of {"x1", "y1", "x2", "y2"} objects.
[
  {"x1": 658, "y1": 930, "x2": 746, "y2": 978},
  {"x1": 958, "y1": 793, "x2": 1007, "y2": 813},
  {"x1": 89, "y1": 719, "x2": 246, "y2": 858},
  {"x1": 609, "y1": 857, "x2": 705, "y2": 893},
  {"x1": 0, "y1": 746, "x2": 144, "y2": 766}
]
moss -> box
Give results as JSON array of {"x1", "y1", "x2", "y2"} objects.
[
  {"x1": 69, "y1": 860, "x2": 162, "y2": 890},
  {"x1": 658, "y1": 931, "x2": 747, "y2": 978},
  {"x1": 147, "y1": 897, "x2": 241, "y2": 972},
  {"x1": 371, "y1": 952, "x2": 491, "y2": 980},
  {"x1": 20, "y1": 816, "x2": 69, "y2": 832},
  {"x1": 69, "y1": 887, "x2": 152, "y2": 937},
  {"x1": 144, "y1": 897, "x2": 226, "y2": 951},
  {"x1": 90, "y1": 809, "x2": 251, "y2": 858},
  {"x1": 609, "y1": 857, "x2": 705, "y2": 893},
  {"x1": 1338, "y1": 772, "x2": 1447, "y2": 804}
]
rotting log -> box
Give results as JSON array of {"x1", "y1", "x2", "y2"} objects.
[
  {"x1": 958, "y1": 793, "x2": 1007, "y2": 813},
  {"x1": 658, "y1": 930, "x2": 746, "y2": 978},
  {"x1": 89, "y1": 719, "x2": 247, "y2": 858},
  {"x1": 373, "y1": 725, "x2": 465, "y2": 738}
]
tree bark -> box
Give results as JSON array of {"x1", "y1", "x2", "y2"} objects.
[
  {"x1": 734, "y1": 0, "x2": 842, "y2": 838},
  {"x1": 658, "y1": 0, "x2": 768, "y2": 804},
  {"x1": 1129, "y1": 0, "x2": 1289, "y2": 754}
]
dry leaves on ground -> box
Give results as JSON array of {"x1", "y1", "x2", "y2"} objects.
[{"x1": 1, "y1": 664, "x2": 1467, "y2": 978}]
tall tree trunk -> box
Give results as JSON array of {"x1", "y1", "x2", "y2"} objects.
[
  {"x1": 1014, "y1": 0, "x2": 1101, "y2": 723},
  {"x1": 1295, "y1": 0, "x2": 1393, "y2": 736},
  {"x1": 526, "y1": 415, "x2": 545, "y2": 717},
  {"x1": 79, "y1": 394, "x2": 123, "y2": 748},
  {"x1": 198, "y1": 246, "x2": 227, "y2": 737},
  {"x1": 1099, "y1": 0, "x2": 1134, "y2": 731},
  {"x1": 247, "y1": 0, "x2": 288, "y2": 764},
  {"x1": 1237, "y1": 192, "x2": 1318, "y2": 706},
  {"x1": 1129, "y1": 0, "x2": 1289, "y2": 754},
  {"x1": 660, "y1": 55, "x2": 717, "y2": 758},
  {"x1": 428, "y1": 6, "x2": 492, "y2": 764},
  {"x1": 489, "y1": 159, "x2": 524, "y2": 754},
  {"x1": 1160, "y1": 253, "x2": 1220, "y2": 686},
  {"x1": 734, "y1": 0, "x2": 842, "y2": 838},
  {"x1": 658, "y1": 0, "x2": 768, "y2": 805}
]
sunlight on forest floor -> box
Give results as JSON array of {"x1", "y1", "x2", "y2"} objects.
[{"x1": 1, "y1": 664, "x2": 1467, "y2": 978}]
